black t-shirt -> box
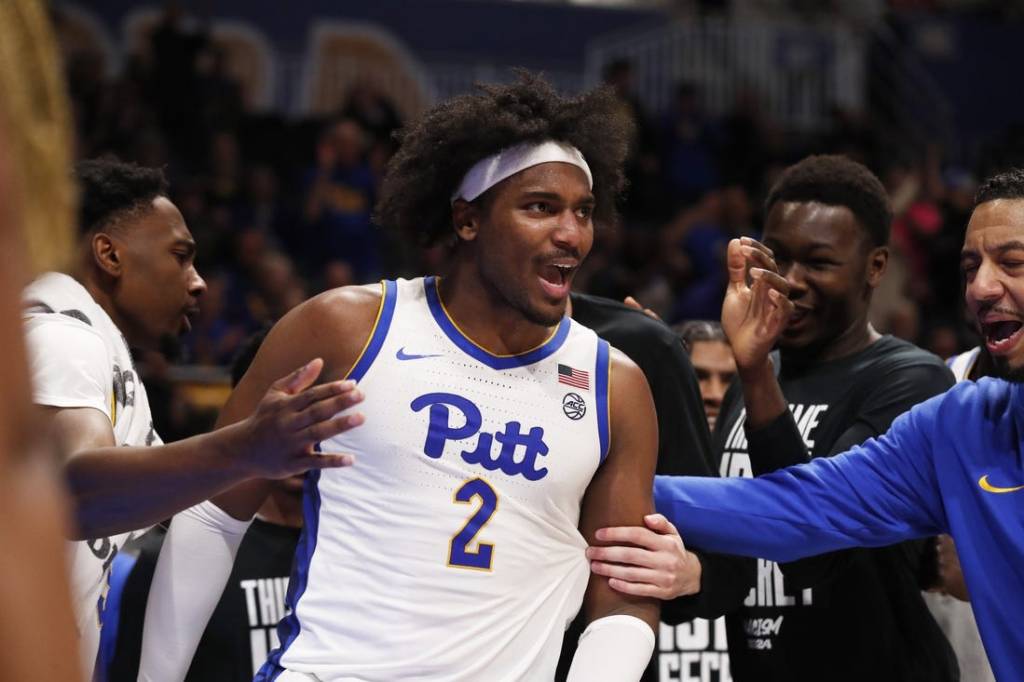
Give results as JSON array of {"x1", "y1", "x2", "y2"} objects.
[
  {"x1": 713, "y1": 335, "x2": 959, "y2": 682},
  {"x1": 109, "y1": 519, "x2": 301, "y2": 682},
  {"x1": 558, "y1": 294, "x2": 752, "y2": 682}
]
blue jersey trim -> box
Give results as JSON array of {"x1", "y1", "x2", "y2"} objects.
[
  {"x1": 423, "y1": 275, "x2": 571, "y2": 369},
  {"x1": 346, "y1": 279, "x2": 397, "y2": 383},
  {"x1": 255, "y1": 469, "x2": 323, "y2": 681},
  {"x1": 596, "y1": 339, "x2": 611, "y2": 463}
]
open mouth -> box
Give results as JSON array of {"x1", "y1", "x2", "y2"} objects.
[
  {"x1": 181, "y1": 307, "x2": 200, "y2": 333},
  {"x1": 982, "y1": 319, "x2": 1024, "y2": 355},
  {"x1": 538, "y1": 263, "x2": 577, "y2": 299}
]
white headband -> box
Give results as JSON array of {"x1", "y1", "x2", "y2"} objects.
[{"x1": 451, "y1": 140, "x2": 593, "y2": 203}]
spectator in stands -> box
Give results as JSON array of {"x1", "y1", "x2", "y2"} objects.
[
  {"x1": 661, "y1": 82, "x2": 719, "y2": 209},
  {"x1": 303, "y1": 117, "x2": 380, "y2": 280}
]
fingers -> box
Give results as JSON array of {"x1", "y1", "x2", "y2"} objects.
[
  {"x1": 740, "y1": 245, "x2": 778, "y2": 274},
  {"x1": 726, "y1": 238, "x2": 747, "y2": 286},
  {"x1": 298, "y1": 452, "x2": 356, "y2": 470},
  {"x1": 644, "y1": 513, "x2": 681, "y2": 540},
  {"x1": 590, "y1": 561, "x2": 662, "y2": 586},
  {"x1": 623, "y1": 296, "x2": 662, "y2": 321},
  {"x1": 300, "y1": 411, "x2": 366, "y2": 443},
  {"x1": 594, "y1": 525, "x2": 672, "y2": 550},
  {"x1": 740, "y1": 236, "x2": 774, "y2": 259},
  {"x1": 272, "y1": 358, "x2": 325, "y2": 395},
  {"x1": 289, "y1": 382, "x2": 364, "y2": 429},
  {"x1": 289, "y1": 379, "x2": 358, "y2": 412},
  {"x1": 606, "y1": 577, "x2": 673, "y2": 599},
  {"x1": 749, "y1": 268, "x2": 790, "y2": 295},
  {"x1": 587, "y1": 544, "x2": 658, "y2": 568}
]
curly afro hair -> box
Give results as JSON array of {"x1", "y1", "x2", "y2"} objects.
[
  {"x1": 76, "y1": 158, "x2": 169, "y2": 234},
  {"x1": 374, "y1": 72, "x2": 634, "y2": 246},
  {"x1": 765, "y1": 155, "x2": 892, "y2": 248},
  {"x1": 975, "y1": 168, "x2": 1024, "y2": 206}
]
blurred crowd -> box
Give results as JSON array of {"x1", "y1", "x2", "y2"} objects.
[{"x1": 55, "y1": 3, "x2": 1001, "y2": 436}]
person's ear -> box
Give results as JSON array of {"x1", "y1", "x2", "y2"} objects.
[
  {"x1": 866, "y1": 245, "x2": 889, "y2": 289},
  {"x1": 451, "y1": 199, "x2": 481, "y2": 243},
  {"x1": 92, "y1": 232, "x2": 122, "y2": 278}
]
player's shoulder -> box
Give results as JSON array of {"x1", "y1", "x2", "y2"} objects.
[
  {"x1": 864, "y1": 335, "x2": 951, "y2": 377},
  {"x1": 941, "y1": 376, "x2": 1015, "y2": 416},
  {"x1": 287, "y1": 282, "x2": 384, "y2": 329},
  {"x1": 570, "y1": 293, "x2": 681, "y2": 358},
  {"x1": 24, "y1": 309, "x2": 109, "y2": 356}
]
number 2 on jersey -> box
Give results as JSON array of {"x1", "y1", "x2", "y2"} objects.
[{"x1": 448, "y1": 478, "x2": 498, "y2": 570}]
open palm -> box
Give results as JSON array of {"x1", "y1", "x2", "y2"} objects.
[{"x1": 721, "y1": 238, "x2": 794, "y2": 372}]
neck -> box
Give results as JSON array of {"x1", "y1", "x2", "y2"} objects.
[
  {"x1": 437, "y1": 268, "x2": 557, "y2": 355},
  {"x1": 256, "y1": 489, "x2": 304, "y2": 528},
  {"x1": 781, "y1": 318, "x2": 880, "y2": 367},
  {"x1": 69, "y1": 262, "x2": 140, "y2": 346}
]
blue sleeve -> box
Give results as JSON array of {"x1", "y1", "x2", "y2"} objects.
[{"x1": 655, "y1": 394, "x2": 949, "y2": 562}]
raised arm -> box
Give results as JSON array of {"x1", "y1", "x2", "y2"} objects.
[{"x1": 567, "y1": 349, "x2": 659, "y2": 681}]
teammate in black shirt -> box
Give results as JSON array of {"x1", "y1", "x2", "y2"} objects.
[{"x1": 592, "y1": 155, "x2": 958, "y2": 681}]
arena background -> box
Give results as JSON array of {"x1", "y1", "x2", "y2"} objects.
[{"x1": 54, "y1": 1, "x2": 1024, "y2": 680}]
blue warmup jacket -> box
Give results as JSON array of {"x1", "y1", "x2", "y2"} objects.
[{"x1": 655, "y1": 377, "x2": 1024, "y2": 682}]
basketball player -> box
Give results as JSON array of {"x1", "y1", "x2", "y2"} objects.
[
  {"x1": 593, "y1": 156, "x2": 957, "y2": 681},
  {"x1": 0, "y1": 0, "x2": 82, "y2": 678},
  {"x1": 25, "y1": 159, "x2": 366, "y2": 673},
  {"x1": 646, "y1": 165, "x2": 1024, "y2": 682},
  {"x1": 141, "y1": 74, "x2": 660, "y2": 681}
]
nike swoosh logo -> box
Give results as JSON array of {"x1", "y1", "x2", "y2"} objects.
[
  {"x1": 978, "y1": 474, "x2": 1024, "y2": 494},
  {"x1": 396, "y1": 347, "x2": 443, "y2": 361}
]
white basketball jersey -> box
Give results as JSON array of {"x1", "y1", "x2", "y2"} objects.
[
  {"x1": 22, "y1": 272, "x2": 161, "y2": 673},
  {"x1": 259, "y1": 277, "x2": 611, "y2": 682}
]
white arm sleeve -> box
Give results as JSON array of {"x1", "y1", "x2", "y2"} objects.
[
  {"x1": 138, "y1": 501, "x2": 252, "y2": 682},
  {"x1": 566, "y1": 615, "x2": 656, "y2": 682}
]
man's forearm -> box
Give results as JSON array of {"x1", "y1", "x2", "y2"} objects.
[{"x1": 64, "y1": 423, "x2": 249, "y2": 539}]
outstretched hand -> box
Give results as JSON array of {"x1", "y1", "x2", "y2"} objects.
[
  {"x1": 586, "y1": 513, "x2": 702, "y2": 600},
  {"x1": 720, "y1": 237, "x2": 793, "y2": 373},
  {"x1": 233, "y1": 358, "x2": 364, "y2": 479}
]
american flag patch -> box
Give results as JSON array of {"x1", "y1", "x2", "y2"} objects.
[{"x1": 558, "y1": 364, "x2": 590, "y2": 390}]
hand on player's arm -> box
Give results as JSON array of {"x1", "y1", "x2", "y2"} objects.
[
  {"x1": 721, "y1": 236, "x2": 793, "y2": 429},
  {"x1": 55, "y1": 355, "x2": 363, "y2": 539},
  {"x1": 587, "y1": 513, "x2": 702, "y2": 600},
  {"x1": 567, "y1": 351, "x2": 659, "y2": 682}
]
